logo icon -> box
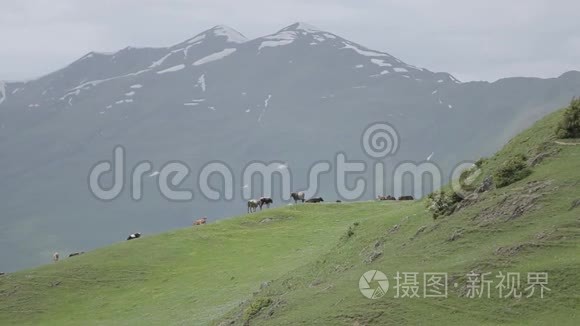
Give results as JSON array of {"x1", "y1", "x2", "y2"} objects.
[
  {"x1": 361, "y1": 122, "x2": 399, "y2": 159},
  {"x1": 359, "y1": 270, "x2": 389, "y2": 299}
]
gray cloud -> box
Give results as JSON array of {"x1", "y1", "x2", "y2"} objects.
[{"x1": 1, "y1": 0, "x2": 579, "y2": 81}]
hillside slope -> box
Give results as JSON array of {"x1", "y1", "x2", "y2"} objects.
[{"x1": 1, "y1": 109, "x2": 579, "y2": 325}]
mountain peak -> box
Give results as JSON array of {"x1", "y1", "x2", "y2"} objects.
[
  {"x1": 208, "y1": 25, "x2": 248, "y2": 43},
  {"x1": 279, "y1": 22, "x2": 322, "y2": 33},
  {"x1": 183, "y1": 25, "x2": 248, "y2": 45}
]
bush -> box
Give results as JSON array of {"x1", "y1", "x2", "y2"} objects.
[
  {"x1": 494, "y1": 154, "x2": 532, "y2": 188},
  {"x1": 555, "y1": 98, "x2": 580, "y2": 139},
  {"x1": 244, "y1": 298, "x2": 272, "y2": 322},
  {"x1": 474, "y1": 157, "x2": 487, "y2": 168},
  {"x1": 426, "y1": 190, "x2": 463, "y2": 219}
]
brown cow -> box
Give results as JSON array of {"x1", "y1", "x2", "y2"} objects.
[
  {"x1": 290, "y1": 192, "x2": 305, "y2": 203},
  {"x1": 378, "y1": 195, "x2": 396, "y2": 201},
  {"x1": 194, "y1": 217, "x2": 208, "y2": 225}
]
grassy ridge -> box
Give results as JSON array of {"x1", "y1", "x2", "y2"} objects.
[{"x1": 1, "y1": 109, "x2": 580, "y2": 325}]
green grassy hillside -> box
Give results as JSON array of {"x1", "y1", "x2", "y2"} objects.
[{"x1": 1, "y1": 109, "x2": 579, "y2": 325}]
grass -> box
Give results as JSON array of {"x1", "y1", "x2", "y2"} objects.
[{"x1": 1, "y1": 109, "x2": 580, "y2": 325}]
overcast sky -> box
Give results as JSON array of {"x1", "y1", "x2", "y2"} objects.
[{"x1": 1, "y1": 0, "x2": 579, "y2": 82}]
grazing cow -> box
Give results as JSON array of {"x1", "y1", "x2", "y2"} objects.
[
  {"x1": 53, "y1": 252, "x2": 59, "y2": 262},
  {"x1": 259, "y1": 197, "x2": 273, "y2": 210},
  {"x1": 127, "y1": 232, "x2": 141, "y2": 240},
  {"x1": 68, "y1": 252, "x2": 85, "y2": 257},
  {"x1": 290, "y1": 192, "x2": 305, "y2": 203},
  {"x1": 378, "y1": 195, "x2": 396, "y2": 201},
  {"x1": 306, "y1": 197, "x2": 324, "y2": 203},
  {"x1": 247, "y1": 199, "x2": 259, "y2": 213},
  {"x1": 194, "y1": 217, "x2": 208, "y2": 226},
  {"x1": 398, "y1": 195, "x2": 414, "y2": 201},
  {"x1": 336, "y1": 200, "x2": 342, "y2": 203}
]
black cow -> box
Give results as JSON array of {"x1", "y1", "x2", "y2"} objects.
[
  {"x1": 290, "y1": 192, "x2": 305, "y2": 203},
  {"x1": 306, "y1": 197, "x2": 324, "y2": 203},
  {"x1": 127, "y1": 232, "x2": 141, "y2": 240},
  {"x1": 69, "y1": 252, "x2": 85, "y2": 257},
  {"x1": 398, "y1": 196, "x2": 414, "y2": 201},
  {"x1": 259, "y1": 197, "x2": 273, "y2": 210}
]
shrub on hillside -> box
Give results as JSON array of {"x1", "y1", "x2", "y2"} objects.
[
  {"x1": 426, "y1": 190, "x2": 463, "y2": 219},
  {"x1": 474, "y1": 157, "x2": 487, "y2": 168},
  {"x1": 244, "y1": 298, "x2": 272, "y2": 322},
  {"x1": 555, "y1": 98, "x2": 580, "y2": 139},
  {"x1": 494, "y1": 154, "x2": 532, "y2": 188}
]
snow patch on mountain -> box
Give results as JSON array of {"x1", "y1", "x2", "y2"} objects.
[
  {"x1": 281, "y1": 22, "x2": 321, "y2": 34},
  {"x1": 259, "y1": 31, "x2": 297, "y2": 50},
  {"x1": 130, "y1": 84, "x2": 142, "y2": 89},
  {"x1": 257, "y1": 94, "x2": 272, "y2": 123},
  {"x1": 371, "y1": 59, "x2": 392, "y2": 67},
  {"x1": 394, "y1": 67, "x2": 408, "y2": 73},
  {"x1": 211, "y1": 25, "x2": 248, "y2": 43},
  {"x1": 149, "y1": 52, "x2": 174, "y2": 68},
  {"x1": 341, "y1": 42, "x2": 388, "y2": 57},
  {"x1": 62, "y1": 69, "x2": 150, "y2": 101},
  {"x1": 186, "y1": 34, "x2": 206, "y2": 45},
  {"x1": 125, "y1": 91, "x2": 135, "y2": 96},
  {"x1": 193, "y1": 48, "x2": 237, "y2": 66},
  {"x1": 60, "y1": 89, "x2": 80, "y2": 101},
  {"x1": 0, "y1": 81, "x2": 6, "y2": 105},
  {"x1": 157, "y1": 64, "x2": 185, "y2": 74},
  {"x1": 196, "y1": 74, "x2": 207, "y2": 92}
]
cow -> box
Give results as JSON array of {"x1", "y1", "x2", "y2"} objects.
[
  {"x1": 259, "y1": 197, "x2": 273, "y2": 210},
  {"x1": 0, "y1": 272, "x2": 5, "y2": 276},
  {"x1": 247, "y1": 199, "x2": 259, "y2": 213},
  {"x1": 68, "y1": 252, "x2": 85, "y2": 257},
  {"x1": 53, "y1": 252, "x2": 59, "y2": 262},
  {"x1": 398, "y1": 195, "x2": 414, "y2": 201},
  {"x1": 378, "y1": 195, "x2": 396, "y2": 201},
  {"x1": 193, "y1": 217, "x2": 208, "y2": 226},
  {"x1": 306, "y1": 197, "x2": 324, "y2": 203},
  {"x1": 127, "y1": 232, "x2": 141, "y2": 240},
  {"x1": 290, "y1": 192, "x2": 305, "y2": 203},
  {"x1": 336, "y1": 200, "x2": 342, "y2": 203}
]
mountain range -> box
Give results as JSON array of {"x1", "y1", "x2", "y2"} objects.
[{"x1": 1, "y1": 22, "x2": 579, "y2": 272}]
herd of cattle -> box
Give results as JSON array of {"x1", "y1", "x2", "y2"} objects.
[
  {"x1": 41, "y1": 193, "x2": 413, "y2": 266},
  {"x1": 246, "y1": 192, "x2": 330, "y2": 213}
]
